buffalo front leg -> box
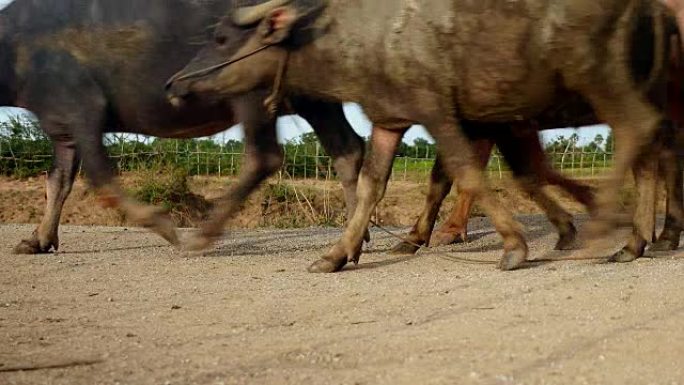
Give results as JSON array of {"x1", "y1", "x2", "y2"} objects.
[
  {"x1": 14, "y1": 139, "x2": 80, "y2": 254},
  {"x1": 426, "y1": 120, "x2": 527, "y2": 270},
  {"x1": 391, "y1": 157, "x2": 452, "y2": 254},
  {"x1": 184, "y1": 149, "x2": 283, "y2": 250},
  {"x1": 308, "y1": 127, "x2": 407, "y2": 273},
  {"x1": 184, "y1": 94, "x2": 283, "y2": 251}
]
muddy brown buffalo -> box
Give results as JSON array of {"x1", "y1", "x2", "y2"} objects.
[
  {"x1": 0, "y1": 0, "x2": 366, "y2": 254},
  {"x1": 425, "y1": 24, "x2": 684, "y2": 261},
  {"x1": 168, "y1": 0, "x2": 673, "y2": 272}
]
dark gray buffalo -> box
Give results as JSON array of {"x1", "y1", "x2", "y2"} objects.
[
  {"x1": 0, "y1": 0, "x2": 366, "y2": 254},
  {"x1": 168, "y1": 0, "x2": 675, "y2": 272}
]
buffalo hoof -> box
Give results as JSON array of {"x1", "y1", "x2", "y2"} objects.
[
  {"x1": 390, "y1": 241, "x2": 421, "y2": 255},
  {"x1": 608, "y1": 248, "x2": 638, "y2": 263},
  {"x1": 650, "y1": 230, "x2": 680, "y2": 252},
  {"x1": 13, "y1": 231, "x2": 58, "y2": 255},
  {"x1": 430, "y1": 231, "x2": 467, "y2": 247},
  {"x1": 497, "y1": 248, "x2": 527, "y2": 271},
  {"x1": 554, "y1": 224, "x2": 579, "y2": 251},
  {"x1": 307, "y1": 257, "x2": 347, "y2": 273},
  {"x1": 649, "y1": 238, "x2": 680, "y2": 252},
  {"x1": 13, "y1": 238, "x2": 48, "y2": 254}
]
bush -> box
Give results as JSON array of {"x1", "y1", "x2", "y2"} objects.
[
  {"x1": 0, "y1": 116, "x2": 52, "y2": 177},
  {"x1": 132, "y1": 167, "x2": 211, "y2": 227}
]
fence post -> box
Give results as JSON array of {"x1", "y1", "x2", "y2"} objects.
[
  {"x1": 218, "y1": 143, "x2": 222, "y2": 177},
  {"x1": 404, "y1": 156, "x2": 408, "y2": 181},
  {"x1": 315, "y1": 142, "x2": 320, "y2": 181},
  {"x1": 328, "y1": 156, "x2": 332, "y2": 180}
]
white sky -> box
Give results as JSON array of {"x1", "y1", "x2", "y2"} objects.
[{"x1": 0, "y1": 0, "x2": 608, "y2": 145}]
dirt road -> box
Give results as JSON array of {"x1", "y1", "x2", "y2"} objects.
[{"x1": 2, "y1": 217, "x2": 684, "y2": 385}]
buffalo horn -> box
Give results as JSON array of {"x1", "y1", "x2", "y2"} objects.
[{"x1": 232, "y1": 0, "x2": 292, "y2": 26}]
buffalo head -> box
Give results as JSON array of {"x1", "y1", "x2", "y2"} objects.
[{"x1": 166, "y1": 0, "x2": 324, "y2": 105}]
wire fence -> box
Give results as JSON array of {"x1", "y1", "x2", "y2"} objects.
[{"x1": 0, "y1": 135, "x2": 615, "y2": 181}]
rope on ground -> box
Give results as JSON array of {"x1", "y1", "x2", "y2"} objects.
[
  {"x1": 369, "y1": 219, "x2": 497, "y2": 265},
  {"x1": 368, "y1": 219, "x2": 611, "y2": 265}
]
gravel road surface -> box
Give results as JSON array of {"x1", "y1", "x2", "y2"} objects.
[{"x1": 2, "y1": 216, "x2": 684, "y2": 385}]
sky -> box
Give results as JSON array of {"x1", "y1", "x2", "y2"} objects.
[
  {"x1": 0, "y1": 105, "x2": 609, "y2": 146},
  {"x1": 0, "y1": 0, "x2": 609, "y2": 146}
]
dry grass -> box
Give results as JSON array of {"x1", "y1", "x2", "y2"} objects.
[{"x1": 0, "y1": 172, "x2": 664, "y2": 230}]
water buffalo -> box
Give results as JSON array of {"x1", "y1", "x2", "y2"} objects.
[
  {"x1": 426, "y1": 26, "x2": 684, "y2": 260},
  {"x1": 0, "y1": 0, "x2": 365, "y2": 254},
  {"x1": 394, "y1": 106, "x2": 599, "y2": 256},
  {"x1": 168, "y1": 0, "x2": 672, "y2": 272}
]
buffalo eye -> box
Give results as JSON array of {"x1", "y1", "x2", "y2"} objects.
[{"x1": 215, "y1": 35, "x2": 227, "y2": 46}]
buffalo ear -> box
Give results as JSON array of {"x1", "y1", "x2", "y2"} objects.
[{"x1": 259, "y1": 6, "x2": 298, "y2": 45}]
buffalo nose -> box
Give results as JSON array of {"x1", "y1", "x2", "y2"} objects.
[{"x1": 165, "y1": 79, "x2": 190, "y2": 108}]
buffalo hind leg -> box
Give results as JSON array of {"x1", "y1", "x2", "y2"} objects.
[
  {"x1": 495, "y1": 128, "x2": 580, "y2": 251},
  {"x1": 79, "y1": 136, "x2": 179, "y2": 246},
  {"x1": 579, "y1": 92, "x2": 661, "y2": 256},
  {"x1": 295, "y1": 100, "x2": 367, "y2": 240},
  {"x1": 71, "y1": 110, "x2": 178, "y2": 246},
  {"x1": 16, "y1": 50, "x2": 177, "y2": 248},
  {"x1": 308, "y1": 127, "x2": 407, "y2": 273},
  {"x1": 13, "y1": 139, "x2": 80, "y2": 254}
]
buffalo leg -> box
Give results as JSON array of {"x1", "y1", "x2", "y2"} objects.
[
  {"x1": 184, "y1": 95, "x2": 283, "y2": 250},
  {"x1": 391, "y1": 157, "x2": 453, "y2": 254},
  {"x1": 579, "y1": 92, "x2": 662, "y2": 253},
  {"x1": 609, "y1": 144, "x2": 661, "y2": 262},
  {"x1": 426, "y1": 119, "x2": 528, "y2": 270},
  {"x1": 15, "y1": 50, "x2": 177, "y2": 248},
  {"x1": 295, "y1": 100, "x2": 366, "y2": 237},
  {"x1": 13, "y1": 139, "x2": 80, "y2": 254},
  {"x1": 495, "y1": 128, "x2": 582, "y2": 250},
  {"x1": 428, "y1": 139, "x2": 495, "y2": 247},
  {"x1": 308, "y1": 127, "x2": 407, "y2": 273},
  {"x1": 77, "y1": 131, "x2": 179, "y2": 247},
  {"x1": 651, "y1": 129, "x2": 684, "y2": 251},
  {"x1": 431, "y1": 131, "x2": 594, "y2": 248}
]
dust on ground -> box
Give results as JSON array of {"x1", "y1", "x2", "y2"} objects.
[{"x1": 2, "y1": 216, "x2": 684, "y2": 385}]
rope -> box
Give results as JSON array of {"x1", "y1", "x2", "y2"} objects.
[
  {"x1": 367, "y1": 219, "x2": 611, "y2": 265},
  {"x1": 165, "y1": 43, "x2": 274, "y2": 86}
]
